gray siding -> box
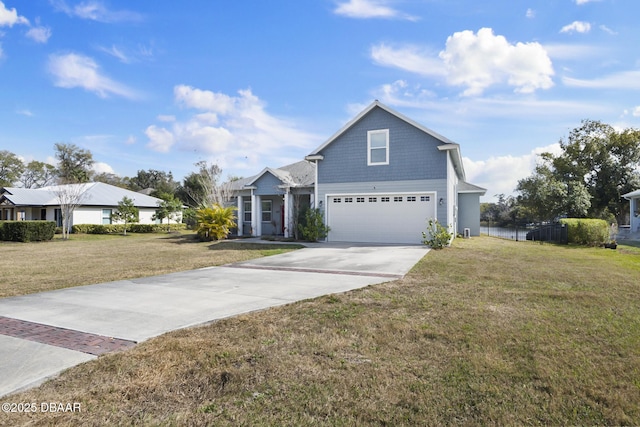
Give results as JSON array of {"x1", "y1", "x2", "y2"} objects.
[
  {"x1": 253, "y1": 173, "x2": 285, "y2": 196},
  {"x1": 317, "y1": 179, "x2": 449, "y2": 226},
  {"x1": 317, "y1": 106, "x2": 447, "y2": 184},
  {"x1": 458, "y1": 193, "x2": 481, "y2": 236}
]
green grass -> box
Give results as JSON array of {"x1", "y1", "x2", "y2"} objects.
[
  {"x1": 0, "y1": 232, "x2": 303, "y2": 298},
  {"x1": 2, "y1": 237, "x2": 640, "y2": 426}
]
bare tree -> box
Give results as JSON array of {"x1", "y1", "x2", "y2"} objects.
[
  {"x1": 183, "y1": 161, "x2": 236, "y2": 207},
  {"x1": 53, "y1": 184, "x2": 90, "y2": 240}
]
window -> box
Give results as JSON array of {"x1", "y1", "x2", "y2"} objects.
[
  {"x1": 407, "y1": 196, "x2": 416, "y2": 202},
  {"x1": 394, "y1": 196, "x2": 403, "y2": 202},
  {"x1": 367, "y1": 129, "x2": 389, "y2": 166},
  {"x1": 381, "y1": 197, "x2": 390, "y2": 202},
  {"x1": 333, "y1": 198, "x2": 342, "y2": 203},
  {"x1": 102, "y1": 209, "x2": 112, "y2": 225},
  {"x1": 41, "y1": 209, "x2": 47, "y2": 220},
  {"x1": 420, "y1": 196, "x2": 431, "y2": 202},
  {"x1": 345, "y1": 197, "x2": 353, "y2": 203},
  {"x1": 369, "y1": 197, "x2": 377, "y2": 203},
  {"x1": 243, "y1": 201, "x2": 252, "y2": 222},
  {"x1": 356, "y1": 197, "x2": 365, "y2": 203},
  {"x1": 261, "y1": 200, "x2": 272, "y2": 222}
]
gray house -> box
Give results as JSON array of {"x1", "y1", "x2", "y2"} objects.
[{"x1": 233, "y1": 101, "x2": 485, "y2": 244}]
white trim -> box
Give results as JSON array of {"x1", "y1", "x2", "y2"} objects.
[{"x1": 367, "y1": 129, "x2": 389, "y2": 166}]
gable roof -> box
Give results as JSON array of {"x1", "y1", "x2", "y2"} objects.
[
  {"x1": 458, "y1": 181, "x2": 487, "y2": 195},
  {"x1": 306, "y1": 100, "x2": 467, "y2": 181},
  {"x1": 230, "y1": 160, "x2": 315, "y2": 191},
  {"x1": 0, "y1": 182, "x2": 163, "y2": 208}
]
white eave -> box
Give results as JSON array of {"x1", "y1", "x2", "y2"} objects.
[{"x1": 437, "y1": 143, "x2": 466, "y2": 182}]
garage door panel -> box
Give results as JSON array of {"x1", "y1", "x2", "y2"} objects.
[{"x1": 327, "y1": 193, "x2": 436, "y2": 244}]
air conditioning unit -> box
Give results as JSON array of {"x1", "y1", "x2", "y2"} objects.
[{"x1": 463, "y1": 228, "x2": 471, "y2": 239}]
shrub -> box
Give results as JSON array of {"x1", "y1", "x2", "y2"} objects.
[
  {"x1": 0, "y1": 221, "x2": 56, "y2": 242},
  {"x1": 560, "y1": 218, "x2": 609, "y2": 246},
  {"x1": 422, "y1": 219, "x2": 452, "y2": 249},
  {"x1": 298, "y1": 208, "x2": 330, "y2": 242},
  {"x1": 196, "y1": 204, "x2": 237, "y2": 241}
]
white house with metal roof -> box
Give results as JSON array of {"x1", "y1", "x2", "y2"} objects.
[{"x1": 0, "y1": 182, "x2": 170, "y2": 227}]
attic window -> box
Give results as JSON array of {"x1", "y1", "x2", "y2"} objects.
[{"x1": 367, "y1": 129, "x2": 389, "y2": 166}]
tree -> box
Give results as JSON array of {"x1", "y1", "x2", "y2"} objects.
[
  {"x1": 516, "y1": 163, "x2": 591, "y2": 223},
  {"x1": 54, "y1": 143, "x2": 94, "y2": 183},
  {"x1": 178, "y1": 161, "x2": 234, "y2": 208},
  {"x1": 152, "y1": 194, "x2": 182, "y2": 232},
  {"x1": 0, "y1": 150, "x2": 25, "y2": 187},
  {"x1": 53, "y1": 184, "x2": 90, "y2": 240},
  {"x1": 93, "y1": 172, "x2": 130, "y2": 189},
  {"x1": 111, "y1": 196, "x2": 139, "y2": 235},
  {"x1": 195, "y1": 204, "x2": 237, "y2": 241},
  {"x1": 129, "y1": 169, "x2": 178, "y2": 197},
  {"x1": 541, "y1": 120, "x2": 640, "y2": 222},
  {"x1": 19, "y1": 160, "x2": 56, "y2": 188},
  {"x1": 298, "y1": 208, "x2": 330, "y2": 242}
]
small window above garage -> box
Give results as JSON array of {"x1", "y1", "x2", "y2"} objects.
[{"x1": 367, "y1": 129, "x2": 389, "y2": 166}]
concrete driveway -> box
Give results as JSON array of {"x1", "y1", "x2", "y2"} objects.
[{"x1": 0, "y1": 242, "x2": 429, "y2": 397}]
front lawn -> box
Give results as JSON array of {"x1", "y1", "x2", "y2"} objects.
[
  {"x1": 3, "y1": 237, "x2": 640, "y2": 426},
  {"x1": 0, "y1": 232, "x2": 303, "y2": 298}
]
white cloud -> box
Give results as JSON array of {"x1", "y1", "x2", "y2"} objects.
[
  {"x1": 632, "y1": 107, "x2": 640, "y2": 117},
  {"x1": 560, "y1": 21, "x2": 591, "y2": 34},
  {"x1": 92, "y1": 161, "x2": 115, "y2": 174},
  {"x1": 145, "y1": 125, "x2": 175, "y2": 153},
  {"x1": 563, "y1": 70, "x2": 640, "y2": 90},
  {"x1": 16, "y1": 109, "x2": 33, "y2": 116},
  {"x1": 372, "y1": 29, "x2": 554, "y2": 96},
  {"x1": 156, "y1": 115, "x2": 176, "y2": 122},
  {"x1": 51, "y1": 0, "x2": 143, "y2": 23},
  {"x1": 98, "y1": 44, "x2": 130, "y2": 63},
  {"x1": 464, "y1": 144, "x2": 562, "y2": 199},
  {"x1": 599, "y1": 25, "x2": 617, "y2": 35},
  {"x1": 125, "y1": 135, "x2": 136, "y2": 145},
  {"x1": 543, "y1": 43, "x2": 604, "y2": 60},
  {"x1": 146, "y1": 86, "x2": 322, "y2": 169},
  {"x1": 0, "y1": 1, "x2": 29, "y2": 27},
  {"x1": 526, "y1": 8, "x2": 535, "y2": 19},
  {"x1": 47, "y1": 52, "x2": 140, "y2": 99},
  {"x1": 371, "y1": 43, "x2": 446, "y2": 77},
  {"x1": 439, "y1": 28, "x2": 554, "y2": 96},
  {"x1": 575, "y1": 0, "x2": 600, "y2": 4},
  {"x1": 334, "y1": 0, "x2": 418, "y2": 21},
  {"x1": 26, "y1": 26, "x2": 52, "y2": 43}
]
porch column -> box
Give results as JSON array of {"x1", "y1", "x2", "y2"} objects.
[
  {"x1": 252, "y1": 193, "x2": 261, "y2": 237},
  {"x1": 283, "y1": 189, "x2": 291, "y2": 238},
  {"x1": 236, "y1": 196, "x2": 243, "y2": 236}
]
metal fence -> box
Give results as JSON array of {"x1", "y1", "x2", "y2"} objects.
[{"x1": 481, "y1": 223, "x2": 568, "y2": 244}]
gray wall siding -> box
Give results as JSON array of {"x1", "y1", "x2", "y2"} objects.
[
  {"x1": 458, "y1": 193, "x2": 481, "y2": 236},
  {"x1": 317, "y1": 179, "x2": 448, "y2": 225},
  {"x1": 253, "y1": 173, "x2": 285, "y2": 196},
  {"x1": 318, "y1": 107, "x2": 447, "y2": 184}
]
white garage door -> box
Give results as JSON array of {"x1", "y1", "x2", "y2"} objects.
[{"x1": 326, "y1": 193, "x2": 437, "y2": 244}]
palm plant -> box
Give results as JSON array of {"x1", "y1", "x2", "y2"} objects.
[{"x1": 196, "y1": 204, "x2": 237, "y2": 241}]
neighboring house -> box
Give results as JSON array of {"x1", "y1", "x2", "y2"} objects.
[
  {"x1": 0, "y1": 182, "x2": 175, "y2": 227},
  {"x1": 623, "y1": 189, "x2": 640, "y2": 233},
  {"x1": 232, "y1": 101, "x2": 486, "y2": 244}
]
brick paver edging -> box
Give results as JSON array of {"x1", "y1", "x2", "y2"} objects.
[{"x1": 0, "y1": 316, "x2": 137, "y2": 356}]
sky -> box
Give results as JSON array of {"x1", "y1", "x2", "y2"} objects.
[{"x1": 1, "y1": 0, "x2": 639, "y2": 201}]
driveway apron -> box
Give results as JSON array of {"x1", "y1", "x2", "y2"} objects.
[{"x1": 0, "y1": 243, "x2": 429, "y2": 397}]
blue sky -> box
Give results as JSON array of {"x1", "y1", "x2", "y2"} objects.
[{"x1": 1, "y1": 0, "x2": 638, "y2": 201}]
